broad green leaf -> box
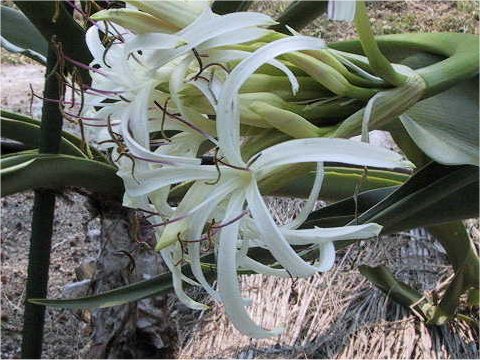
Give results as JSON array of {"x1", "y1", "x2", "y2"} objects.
[
  {"x1": 30, "y1": 272, "x2": 174, "y2": 309},
  {"x1": 359, "y1": 265, "x2": 440, "y2": 322},
  {"x1": 14, "y1": 1, "x2": 92, "y2": 81},
  {"x1": 330, "y1": 32, "x2": 479, "y2": 97},
  {"x1": 304, "y1": 162, "x2": 479, "y2": 233},
  {"x1": 273, "y1": 0, "x2": 327, "y2": 33},
  {"x1": 1, "y1": 118, "x2": 86, "y2": 158},
  {"x1": 1, "y1": 110, "x2": 108, "y2": 162},
  {"x1": 261, "y1": 164, "x2": 408, "y2": 201},
  {"x1": 1, "y1": 154, "x2": 122, "y2": 198},
  {"x1": 0, "y1": 150, "x2": 38, "y2": 170},
  {"x1": 0, "y1": 5, "x2": 48, "y2": 64},
  {"x1": 356, "y1": 162, "x2": 478, "y2": 233},
  {"x1": 169, "y1": 165, "x2": 409, "y2": 203},
  {"x1": 400, "y1": 78, "x2": 479, "y2": 166},
  {"x1": 211, "y1": 1, "x2": 252, "y2": 14}
]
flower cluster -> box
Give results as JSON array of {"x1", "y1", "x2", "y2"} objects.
[{"x1": 81, "y1": 0, "x2": 412, "y2": 337}]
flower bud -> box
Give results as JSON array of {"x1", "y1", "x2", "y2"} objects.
[
  {"x1": 125, "y1": 0, "x2": 211, "y2": 30},
  {"x1": 91, "y1": 9, "x2": 178, "y2": 34}
]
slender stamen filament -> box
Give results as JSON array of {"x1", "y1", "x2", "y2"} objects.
[{"x1": 153, "y1": 100, "x2": 216, "y2": 142}]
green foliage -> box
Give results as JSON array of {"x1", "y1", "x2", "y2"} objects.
[
  {"x1": 0, "y1": 5, "x2": 48, "y2": 64},
  {"x1": 304, "y1": 162, "x2": 479, "y2": 234}
]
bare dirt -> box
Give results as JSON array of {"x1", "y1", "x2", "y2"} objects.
[{"x1": 1, "y1": 1, "x2": 479, "y2": 359}]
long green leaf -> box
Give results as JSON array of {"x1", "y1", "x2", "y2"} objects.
[
  {"x1": 1, "y1": 118, "x2": 85, "y2": 158},
  {"x1": 0, "y1": 5, "x2": 48, "y2": 64},
  {"x1": 273, "y1": 0, "x2": 328, "y2": 33},
  {"x1": 401, "y1": 77, "x2": 479, "y2": 166},
  {"x1": 211, "y1": 1, "x2": 252, "y2": 14},
  {"x1": 359, "y1": 265, "x2": 440, "y2": 322},
  {"x1": 1, "y1": 110, "x2": 108, "y2": 162},
  {"x1": 1, "y1": 154, "x2": 122, "y2": 198},
  {"x1": 30, "y1": 272, "x2": 174, "y2": 309},
  {"x1": 14, "y1": 1, "x2": 92, "y2": 81},
  {"x1": 304, "y1": 162, "x2": 479, "y2": 233}
]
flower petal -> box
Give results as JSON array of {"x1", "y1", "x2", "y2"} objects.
[
  {"x1": 281, "y1": 162, "x2": 324, "y2": 230},
  {"x1": 217, "y1": 36, "x2": 326, "y2": 166},
  {"x1": 246, "y1": 181, "x2": 326, "y2": 278},
  {"x1": 217, "y1": 190, "x2": 283, "y2": 338},
  {"x1": 282, "y1": 223, "x2": 382, "y2": 245},
  {"x1": 250, "y1": 138, "x2": 413, "y2": 178}
]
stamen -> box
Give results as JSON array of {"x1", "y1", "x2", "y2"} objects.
[
  {"x1": 63, "y1": 54, "x2": 107, "y2": 76},
  {"x1": 153, "y1": 100, "x2": 216, "y2": 143},
  {"x1": 159, "y1": 98, "x2": 172, "y2": 142},
  {"x1": 205, "y1": 147, "x2": 221, "y2": 185},
  {"x1": 211, "y1": 210, "x2": 248, "y2": 229}
]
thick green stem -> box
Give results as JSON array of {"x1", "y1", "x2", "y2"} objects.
[
  {"x1": 354, "y1": 1, "x2": 406, "y2": 86},
  {"x1": 21, "y1": 43, "x2": 63, "y2": 359}
]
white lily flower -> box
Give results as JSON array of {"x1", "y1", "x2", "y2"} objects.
[{"x1": 115, "y1": 33, "x2": 412, "y2": 337}]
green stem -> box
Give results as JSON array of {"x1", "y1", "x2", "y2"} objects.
[
  {"x1": 21, "y1": 43, "x2": 63, "y2": 359},
  {"x1": 354, "y1": 1, "x2": 406, "y2": 86}
]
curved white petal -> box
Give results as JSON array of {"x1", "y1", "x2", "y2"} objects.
[
  {"x1": 160, "y1": 245, "x2": 207, "y2": 310},
  {"x1": 217, "y1": 36, "x2": 326, "y2": 166},
  {"x1": 282, "y1": 162, "x2": 324, "y2": 230},
  {"x1": 245, "y1": 181, "x2": 327, "y2": 278},
  {"x1": 124, "y1": 33, "x2": 188, "y2": 54},
  {"x1": 120, "y1": 165, "x2": 219, "y2": 197},
  {"x1": 238, "y1": 255, "x2": 290, "y2": 278},
  {"x1": 86, "y1": 26, "x2": 106, "y2": 65},
  {"x1": 250, "y1": 138, "x2": 413, "y2": 178},
  {"x1": 217, "y1": 190, "x2": 283, "y2": 338},
  {"x1": 199, "y1": 28, "x2": 271, "y2": 50},
  {"x1": 314, "y1": 242, "x2": 336, "y2": 272},
  {"x1": 282, "y1": 223, "x2": 382, "y2": 245}
]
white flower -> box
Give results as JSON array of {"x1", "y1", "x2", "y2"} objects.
[{"x1": 119, "y1": 35, "x2": 412, "y2": 337}]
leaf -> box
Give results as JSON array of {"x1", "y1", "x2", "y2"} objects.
[
  {"x1": 400, "y1": 77, "x2": 479, "y2": 166},
  {"x1": 1, "y1": 118, "x2": 85, "y2": 158},
  {"x1": 0, "y1": 5, "x2": 48, "y2": 64},
  {"x1": 273, "y1": 0, "x2": 328, "y2": 34},
  {"x1": 168, "y1": 165, "x2": 409, "y2": 203},
  {"x1": 14, "y1": 1, "x2": 92, "y2": 81},
  {"x1": 1, "y1": 110, "x2": 108, "y2": 162},
  {"x1": 1, "y1": 154, "x2": 123, "y2": 198},
  {"x1": 330, "y1": 32, "x2": 479, "y2": 97},
  {"x1": 359, "y1": 265, "x2": 439, "y2": 321},
  {"x1": 304, "y1": 162, "x2": 479, "y2": 233},
  {"x1": 30, "y1": 272, "x2": 174, "y2": 309},
  {"x1": 262, "y1": 164, "x2": 408, "y2": 201},
  {"x1": 211, "y1": 1, "x2": 252, "y2": 14}
]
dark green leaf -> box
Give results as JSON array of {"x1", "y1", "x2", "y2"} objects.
[
  {"x1": 211, "y1": 1, "x2": 252, "y2": 14},
  {"x1": 304, "y1": 162, "x2": 479, "y2": 233},
  {"x1": 1, "y1": 118, "x2": 85, "y2": 158},
  {"x1": 14, "y1": 1, "x2": 92, "y2": 81},
  {"x1": 1, "y1": 154, "x2": 122, "y2": 198},
  {"x1": 273, "y1": 0, "x2": 327, "y2": 34},
  {"x1": 30, "y1": 272, "x2": 174, "y2": 309},
  {"x1": 359, "y1": 265, "x2": 439, "y2": 321},
  {"x1": 401, "y1": 77, "x2": 479, "y2": 166},
  {"x1": 1, "y1": 110, "x2": 108, "y2": 162},
  {"x1": 0, "y1": 5, "x2": 48, "y2": 64}
]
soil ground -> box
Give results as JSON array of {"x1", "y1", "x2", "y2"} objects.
[{"x1": 1, "y1": 1, "x2": 479, "y2": 358}]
